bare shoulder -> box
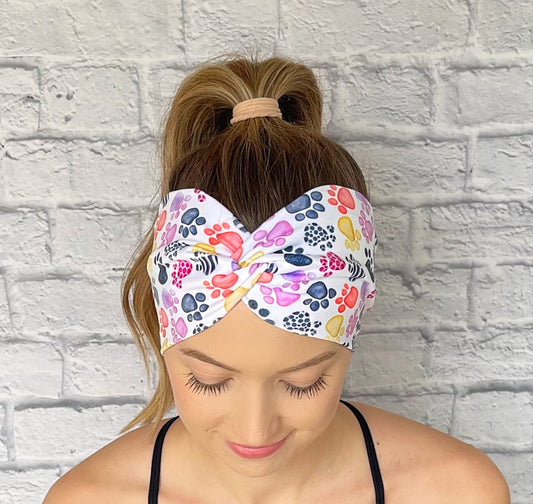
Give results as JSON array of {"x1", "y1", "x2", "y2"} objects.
[
  {"x1": 347, "y1": 401, "x2": 510, "y2": 504},
  {"x1": 42, "y1": 418, "x2": 171, "y2": 504}
]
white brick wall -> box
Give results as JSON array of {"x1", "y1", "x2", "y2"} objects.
[{"x1": 0, "y1": 1, "x2": 531, "y2": 502}]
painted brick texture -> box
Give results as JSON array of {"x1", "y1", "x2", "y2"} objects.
[{"x1": 0, "y1": 1, "x2": 531, "y2": 502}]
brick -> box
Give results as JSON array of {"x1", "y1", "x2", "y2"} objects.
[
  {"x1": 346, "y1": 331, "x2": 427, "y2": 388},
  {"x1": 346, "y1": 394, "x2": 454, "y2": 434},
  {"x1": 0, "y1": 211, "x2": 50, "y2": 266},
  {"x1": 4, "y1": 140, "x2": 72, "y2": 201},
  {"x1": 184, "y1": 0, "x2": 277, "y2": 62},
  {"x1": 0, "y1": 0, "x2": 180, "y2": 57},
  {"x1": 412, "y1": 202, "x2": 533, "y2": 259},
  {"x1": 489, "y1": 452, "x2": 533, "y2": 503},
  {"x1": 70, "y1": 139, "x2": 158, "y2": 205},
  {"x1": 428, "y1": 327, "x2": 533, "y2": 382},
  {"x1": 12, "y1": 276, "x2": 128, "y2": 334},
  {"x1": 371, "y1": 205, "x2": 409, "y2": 260},
  {"x1": 0, "y1": 277, "x2": 10, "y2": 336},
  {"x1": 65, "y1": 343, "x2": 147, "y2": 396},
  {"x1": 454, "y1": 391, "x2": 533, "y2": 446},
  {"x1": 473, "y1": 265, "x2": 533, "y2": 322},
  {"x1": 473, "y1": 135, "x2": 533, "y2": 196},
  {"x1": 0, "y1": 468, "x2": 59, "y2": 504},
  {"x1": 146, "y1": 67, "x2": 188, "y2": 133},
  {"x1": 336, "y1": 65, "x2": 432, "y2": 127},
  {"x1": 41, "y1": 65, "x2": 139, "y2": 132},
  {"x1": 348, "y1": 140, "x2": 466, "y2": 197},
  {"x1": 279, "y1": 0, "x2": 469, "y2": 56},
  {"x1": 478, "y1": 0, "x2": 533, "y2": 53},
  {"x1": 53, "y1": 209, "x2": 140, "y2": 267},
  {"x1": 437, "y1": 66, "x2": 533, "y2": 125},
  {"x1": 0, "y1": 343, "x2": 62, "y2": 397},
  {"x1": 0, "y1": 67, "x2": 39, "y2": 133},
  {"x1": 0, "y1": 404, "x2": 7, "y2": 460},
  {"x1": 15, "y1": 404, "x2": 142, "y2": 460},
  {"x1": 363, "y1": 266, "x2": 468, "y2": 328}
]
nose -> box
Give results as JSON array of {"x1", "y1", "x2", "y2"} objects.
[{"x1": 231, "y1": 384, "x2": 282, "y2": 445}]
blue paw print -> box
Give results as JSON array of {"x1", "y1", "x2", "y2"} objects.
[
  {"x1": 181, "y1": 292, "x2": 209, "y2": 322},
  {"x1": 303, "y1": 281, "x2": 337, "y2": 311},
  {"x1": 179, "y1": 208, "x2": 206, "y2": 238},
  {"x1": 282, "y1": 245, "x2": 312, "y2": 267},
  {"x1": 286, "y1": 191, "x2": 325, "y2": 221},
  {"x1": 304, "y1": 223, "x2": 336, "y2": 251},
  {"x1": 283, "y1": 311, "x2": 322, "y2": 335},
  {"x1": 247, "y1": 299, "x2": 276, "y2": 325}
]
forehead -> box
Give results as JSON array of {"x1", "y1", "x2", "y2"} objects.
[{"x1": 168, "y1": 301, "x2": 342, "y2": 369}]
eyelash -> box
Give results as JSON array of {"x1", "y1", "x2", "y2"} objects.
[{"x1": 183, "y1": 373, "x2": 329, "y2": 400}]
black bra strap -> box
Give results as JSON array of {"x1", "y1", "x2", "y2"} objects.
[
  {"x1": 148, "y1": 415, "x2": 180, "y2": 504},
  {"x1": 340, "y1": 399, "x2": 385, "y2": 504}
]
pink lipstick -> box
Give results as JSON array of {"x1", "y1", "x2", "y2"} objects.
[{"x1": 227, "y1": 436, "x2": 287, "y2": 459}]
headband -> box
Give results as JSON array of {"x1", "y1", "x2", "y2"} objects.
[{"x1": 146, "y1": 184, "x2": 377, "y2": 355}]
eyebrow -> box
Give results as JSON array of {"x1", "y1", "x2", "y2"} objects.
[{"x1": 178, "y1": 348, "x2": 337, "y2": 374}]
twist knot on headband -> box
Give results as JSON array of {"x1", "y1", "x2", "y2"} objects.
[{"x1": 230, "y1": 97, "x2": 282, "y2": 125}]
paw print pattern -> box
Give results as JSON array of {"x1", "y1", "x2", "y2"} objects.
[
  {"x1": 162, "y1": 287, "x2": 180, "y2": 314},
  {"x1": 345, "y1": 254, "x2": 365, "y2": 282},
  {"x1": 181, "y1": 292, "x2": 209, "y2": 322},
  {"x1": 179, "y1": 208, "x2": 207, "y2": 238},
  {"x1": 164, "y1": 240, "x2": 189, "y2": 260},
  {"x1": 171, "y1": 260, "x2": 193, "y2": 288},
  {"x1": 247, "y1": 299, "x2": 276, "y2": 326},
  {"x1": 154, "y1": 251, "x2": 170, "y2": 285},
  {"x1": 286, "y1": 191, "x2": 326, "y2": 221},
  {"x1": 358, "y1": 210, "x2": 374, "y2": 243},
  {"x1": 204, "y1": 222, "x2": 244, "y2": 260},
  {"x1": 327, "y1": 185, "x2": 356, "y2": 214},
  {"x1": 283, "y1": 311, "x2": 322, "y2": 335},
  {"x1": 282, "y1": 245, "x2": 313, "y2": 267},
  {"x1": 365, "y1": 247, "x2": 375, "y2": 282},
  {"x1": 335, "y1": 283, "x2": 359, "y2": 314},
  {"x1": 338, "y1": 216, "x2": 362, "y2": 251},
  {"x1": 303, "y1": 281, "x2": 337, "y2": 311},
  {"x1": 304, "y1": 223, "x2": 336, "y2": 251},
  {"x1": 319, "y1": 252, "x2": 346, "y2": 277}
]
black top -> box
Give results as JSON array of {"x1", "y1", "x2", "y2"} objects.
[{"x1": 148, "y1": 398, "x2": 385, "y2": 503}]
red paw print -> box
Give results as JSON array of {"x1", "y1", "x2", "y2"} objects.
[
  {"x1": 335, "y1": 283, "x2": 359, "y2": 313},
  {"x1": 327, "y1": 185, "x2": 356, "y2": 215},
  {"x1": 204, "y1": 222, "x2": 244, "y2": 261}
]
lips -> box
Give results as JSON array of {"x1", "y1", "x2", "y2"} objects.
[{"x1": 227, "y1": 435, "x2": 288, "y2": 459}]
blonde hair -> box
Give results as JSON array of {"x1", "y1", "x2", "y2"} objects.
[{"x1": 119, "y1": 50, "x2": 368, "y2": 437}]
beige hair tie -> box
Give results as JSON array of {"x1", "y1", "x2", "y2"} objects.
[{"x1": 230, "y1": 97, "x2": 282, "y2": 125}]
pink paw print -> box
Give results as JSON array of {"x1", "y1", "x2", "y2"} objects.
[
  {"x1": 161, "y1": 287, "x2": 180, "y2": 314},
  {"x1": 327, "y1": 185, "x2": 356, "y2": 215},
  {"x1": 194, "y1": 189, "x2": 206, "y2": 202},
  {"x1": 358, "y1": 211, "x2": 374, "y2": 243},
  {"x1": 319, "y1": 252, "x2": 346, "y2": 277},
  {"x1": 253, "y1": 220, "x2": 294, "y2": 249},
  {"x1": 259, "y1": 285, "x2": 300, "y2": 306},
  {"x1": 158, "y1": 308, "x2": 169, "y2": 339},
  {"x1": 171, "y1": 260, "x2": 193, "y2": 288},
  {"x1": 335, "y1": 283, "x2": 359, "y2": 314},
  {"x1": 204, "y1": 222, "x2": 244, "y2": 261},
  {"x1": 161, "y1": 220, "x2": 177, "y2": 247}
]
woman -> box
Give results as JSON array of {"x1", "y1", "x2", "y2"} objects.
[{"x1": 44, "y1": 54, "x2": 510, "y2": 504}]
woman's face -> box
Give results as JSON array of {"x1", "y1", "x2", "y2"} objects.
[{"x1": 163, "y1": 300, "x2": 352, "y2": 478}]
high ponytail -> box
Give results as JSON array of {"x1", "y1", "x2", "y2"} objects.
[{"x1": 119, "y1": 51, "x2": 368, "y2": 437}]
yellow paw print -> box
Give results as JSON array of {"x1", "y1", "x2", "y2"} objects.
[{"x1": 338, "y1": 216, "x2": 361, "y2": 251}]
